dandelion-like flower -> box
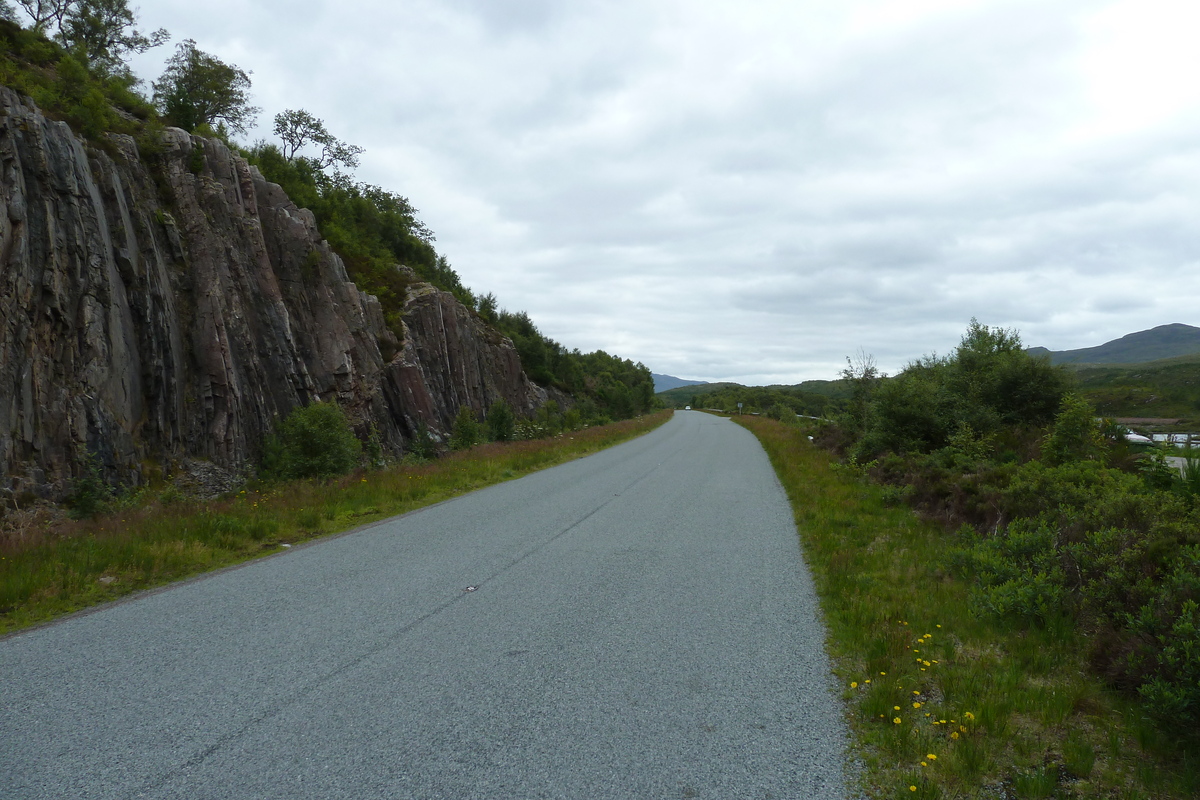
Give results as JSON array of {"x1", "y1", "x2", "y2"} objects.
[
  {"x1": 850, "y1": 682, "x2": 858, "y2": 689},
  {"x1": 894, "y1": 717, "x2": 902, "y2": 724},
  {"x1": 964, "y1": 712, "x2": 975, "y2": 721},
  {"x1": 910, "y1": 786, "x2": 916, "y2": 792},
  {"x1": 894, "y1": 706, "x2": 901, "y2": 711},
  {"x1": 927, "y1": 754, "x2": 937, "y2": 760},
  {"x1": 921, "y1": 762, "x2": 927, "y2": 767},
  {"x1": 913, "y1": 702, "x2": 921, "y2": 708},
  {"x1": 951, "y1": 732, "x2": 960, "y2": 740}
]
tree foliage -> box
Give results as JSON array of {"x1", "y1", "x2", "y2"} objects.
[
  {"x1": 486, "y1": 399, "x2": 515, "y2": 442},
  {"x1": 489, "y1": 309, "x2": 656, "y2": 422},
  {"x1": 816, "y1": 319, "x2": 1200, "y2": 726},
  {"x1": 153, "y1": 38, "x2": 258, "y2": 134},
  {"x1": 273, "y1": 108, "x2": 363, "y2": 172},
  {"x1": 15, "y1": 0, "x2": 165, "y2": 76},
  {"x1": 60, "y1": 0, "x2": 166, "y2": 74},
  {"x1": 261, "y1": 401, "x2": 362, "y2": 480},
  {"x1": 854, "y1": 319, "x2": 1068, "y2": 459}
]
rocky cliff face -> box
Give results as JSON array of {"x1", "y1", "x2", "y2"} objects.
[{"x1": 0, "y1": 87, "x2": 545, "y2": 498}]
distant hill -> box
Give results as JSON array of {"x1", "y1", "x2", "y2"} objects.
[
  {"x1": 652, "y1": 373, "x2": 709, "y2": 393},
  {"x1": 656, "y1": 382, "x2": 738, "y2": 406},
  {"x1": 1074, "y1": 352, "x2": 1200, "y2": 426},
  {"x1": 1029, "y1": 323, "x2": 1200, "y2": 365}
]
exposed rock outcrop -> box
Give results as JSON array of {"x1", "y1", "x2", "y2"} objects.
[{"x1": 0, "y1": 87, "x2": 544, "y2": 498}]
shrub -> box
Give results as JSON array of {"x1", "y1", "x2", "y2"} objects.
[
  {"x1": 766, "y1": 403, "x2": 795, "y2": 422},
  {"x1": 1043, "y1": 393, "x2": 1105, "y2": 466},
  {"x1": 407, "y1": 420, "x2": 439, "y2": 460},
  {"x1": 487, "y1": 399, "x2": 515, "y2": 442},
  {"x1": 448, "y1": 405, "x2": 482, "y2": 450},
  {"x1": 66, "y1": 453, "x2": 114, "y2": 519},
  {"x1": 262, "y1": 402, "x2": 362, "y2": 479}
]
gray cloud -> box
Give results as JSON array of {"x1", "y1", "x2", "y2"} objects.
[{"x1": 124, "y1": 0, "x2": 1200, "y2": 384}]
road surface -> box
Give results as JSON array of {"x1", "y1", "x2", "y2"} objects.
[{"x1": 1, "y1": 411, "x2": 851, "y2": 799}]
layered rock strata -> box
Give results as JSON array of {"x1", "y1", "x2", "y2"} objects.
[{"x1": 0, "y1": 87, "x2": 544, "y2": 498}]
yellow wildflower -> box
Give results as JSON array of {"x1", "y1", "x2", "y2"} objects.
[
  {"x1": 894, "y1": 717, "x2": 902, "y2": 724},
  {"x1": 850, "y1": 682, "x2": 858, "y2": 689},
  {"x1": 951, "y1": 732, "x2": 960, "y2": 740},
  {"x1": 927, "y1": 754, "x2": 937, "y2": 760},
  {"x1": 913, "y1": 702, "x2": 922, "y2": 708}
]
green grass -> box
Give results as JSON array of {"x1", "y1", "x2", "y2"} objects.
[
  {"x1": 737, "y1": 415, "x2": 1200, "y2": 800},
  {"x1": 0, "y1": 412, "x2": 671, "y2": 635}
]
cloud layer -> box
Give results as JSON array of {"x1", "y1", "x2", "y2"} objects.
[{"x1": 123, "y1": 0, "x2": 1200, "y2": 383}]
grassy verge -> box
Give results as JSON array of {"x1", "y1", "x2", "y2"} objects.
[
  {"x1": 0, "y1": 411, "x2": 672, "y2": 636},
  {"x1": 737, "y1": 416, "x2": 1199, "y2": 800}
]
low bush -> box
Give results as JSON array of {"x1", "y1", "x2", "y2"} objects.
[
  {"x1": 448, "y1": 405, "x2": 483, "y2": 450},
  {"x1": 486, "y1": 399, "x2": 515, "y2": 442},
  {"x1": 262, "y1": 402, "x2": 362, "y2": 479}
]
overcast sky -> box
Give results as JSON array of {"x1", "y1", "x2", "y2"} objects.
[{"x1": 117, "y1": 0, "x2": 1200, "y2": 384}]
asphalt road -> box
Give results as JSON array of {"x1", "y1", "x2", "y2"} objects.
[{"x1": 1, "y1": 411, "x2": 851, "y2": 799}]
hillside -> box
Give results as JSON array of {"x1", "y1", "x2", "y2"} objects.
[
  {"x1": 1072, "y1": 353, "x2": 1200, "y2": 426},
  {"x1": 0, "y1": 21, "x2": 653, "y2": 500},
  {"x1": 1028, "y1": 323, "x2": 1200, "y2": 365},
  {"x1": 650, "y1": 373, "x2": 708, "y2": 393}
]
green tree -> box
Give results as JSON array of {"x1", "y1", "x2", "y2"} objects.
[
  {"x1": 15, "y1": 0, "x2": 69, "y2": 32},
  {"x1": 853, "y1": 321, "x2": 1069, "y2": 459},
  {"x1": 153, "y1": 38, "x2": 259, "y2": 134},
  {"x1": 841, "y1": 349, "x2": 883, "y2": 434},
  {"x1": 59, "y1": 0, "x2": 167, "y2": 75},
  {"x1": 262, "y1": 401, "x2": 362, "y2": 479},
  {"x1": 273, "y1": 108, "x2": 363, "y2": 172}
]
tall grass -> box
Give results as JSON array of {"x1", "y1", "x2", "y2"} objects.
[
  {"x1": 0, "y1": 412, "x2": 671, "y2": 635},
  {"x1": 737, "y1": 416, "x2": 1199, "y2": 800}
]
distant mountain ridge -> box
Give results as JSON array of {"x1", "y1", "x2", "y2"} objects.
[
  {"x1": 1029, "y1": 323, "x2": 1200, "y2": 365},
  {"x1": 652, "y1": 373, "x2": 709, "y2": 392}
]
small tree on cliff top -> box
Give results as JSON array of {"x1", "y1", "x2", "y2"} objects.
[
  {"x1": 153, "y1": 38, "x2": 259, "y2": 135},
  {"x1": 274, "y1": 108, "x2": 363, "y2": 173}
]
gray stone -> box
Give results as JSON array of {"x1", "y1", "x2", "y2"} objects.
[{"x1": 0, "y1": 87, "x2": 546, "y2": 499}]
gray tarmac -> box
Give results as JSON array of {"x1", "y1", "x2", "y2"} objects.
[{"x1": 1, "y1": 411, "x2": 851, "y2": 799}]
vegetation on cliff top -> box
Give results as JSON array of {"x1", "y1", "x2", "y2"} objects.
[{"x1": 0, "y1": 6, "x2": 655, "y2": 429}]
